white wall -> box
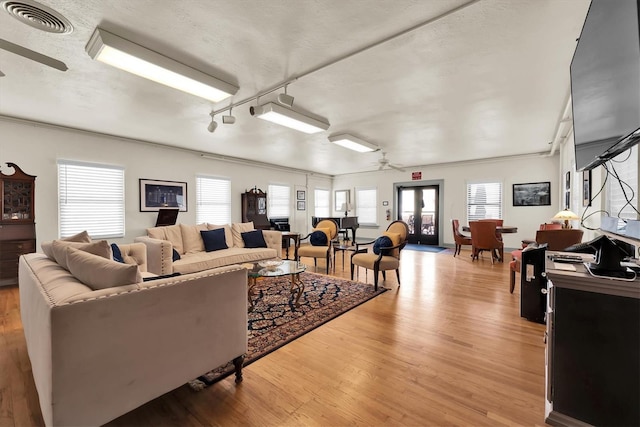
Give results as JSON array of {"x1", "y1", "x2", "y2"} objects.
[
  {"x1": 0, "y1": 120, "x2": 331, "y2": 247},
  {"x1": 333, "y1": 154, "x2": 561, "y2": 250}
]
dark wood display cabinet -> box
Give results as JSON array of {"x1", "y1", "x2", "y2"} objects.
[
  {"x1": 241, "y1": 187, "x2": 270, "y2": 229},
  {"x1": 1, "y1": 163, "x2": 36, "y2": 286}
]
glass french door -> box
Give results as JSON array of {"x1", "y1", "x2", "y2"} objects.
[{"x1": 399, "y1": 186, "x2": 439, "y2": 245}]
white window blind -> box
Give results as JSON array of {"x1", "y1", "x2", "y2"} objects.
[
  {"x1": 58, "y1": 161, "x2": 124, "y2": 239},
  {"x1": 356, "y1": 187, "x2": 377, "y2": 225},
  {"x1": 606, "y1": 145, "x2": 638, "y2": 220},
  {"x1": 268, "y1": 184, "x2": 290, "y2": 218},
  {"x1": 196, "y1": 176, "x2": 231, "y2": 224},
  {"x1": 467, "y1": 182, "x2": 502, "y2": 221},
  {"x1": 314, "y1": 189, "x2": 330, "y2": 217}
]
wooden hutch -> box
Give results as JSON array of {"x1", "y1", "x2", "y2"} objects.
[
  {"x1": 241, "y1": 187, "x2": 270, "y2": 229},
  {"x1": 1, "y1": 163, "x2": 36, "y2": 286}
]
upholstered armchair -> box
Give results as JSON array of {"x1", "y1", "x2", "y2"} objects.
[
  {"x1": 350, "y1": 220, "x2": 409, "y2": 291},
  {"x1": 469, "y1": 220, "x2": 504, "y2": 264},
  {"x1": 297, "y1": 219, "x2": 339, "y2": 273},
  {"x1": 451, "y1": 219, "x2": 472, "y2": 257}
]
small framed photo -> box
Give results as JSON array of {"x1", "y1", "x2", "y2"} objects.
[
  {"x1": 582, "y1": 170, "x2": 592, "y2": 207},
  {"x1": 565, "y1": 171, "x2": 571, "y2": 190},
  {"x1": 296, "y1": 190, "x2": 306, "y2": 201},
  {"x1": 139, "y1": 179, "x2": 187, "y2": 212},
  {"x1": 297, "y1": 200, "x2": 305, "y2": 211},
  {"x1": 565, "y1": 190, "x2": 571, "y2": 210}
]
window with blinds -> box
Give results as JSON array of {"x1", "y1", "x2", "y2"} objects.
[
  {"x1": 196, "y1": 176, "x2": 231, "y2": 225},
  {"x1": 58, "y1": 161, "x2": 125, "y2": 239},
  {"x1": 314, "y1": 188, "x2": 330, "y2": 217},
  {"x1": 605, "y1": 145, "x2": 638, "y2": 220},
  {"x1": 467, "y1": 182, "x2": 503, "y2": 221},
  {"x1": 355, "y1": 187, "x2": 377, "y2": 225},
  {"x1": 268, "y1": 184, "x2": 290, "y2": 218}
]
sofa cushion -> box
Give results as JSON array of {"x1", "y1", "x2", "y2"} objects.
[
  {"x1": 180, "y1": 224, "x2": 208, "y2": 254},
  {"x1": 201, "y1": 228, "x2": 229, "y2": 252},
  {"x1": 41, "y1": 230, "x2": 92, "y2": 259},
  {"x1": 373, "y1": 235, "x2": 393, "y2": 255},
  {"x1": 51, "y1": 240, "x2": 112, "y2": 271},
  {"x1": 207, "y1": 224, "x2": 234, "y2": 248},
  {"x1": 172, "y1": 247, "x2": 278, "y2": 275},
  {"x1": 241, "y1": 230, "x2": 267, "y2": 248},
  {"x1": 147, "y1": 224, "x2": 184, "y2": 254},
  {"x1": 66, "y1": 247, "x2": 142, "y2": 290},
  {"x1": 231, "y1": 222, "x2": 254, "y2": 248}
]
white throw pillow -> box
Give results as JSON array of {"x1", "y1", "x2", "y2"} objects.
[{"x1": 180, "y1": 223, "x2": 208, "y2": 254}]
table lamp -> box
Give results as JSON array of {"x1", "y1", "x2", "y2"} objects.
[
  {"x1": 553, "y1": 209, "x2": 579, "y2": 229},
  {"x1": 341, "y1": 202, "x2": 352, "y2": 217}
]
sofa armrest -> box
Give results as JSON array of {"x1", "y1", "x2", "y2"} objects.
[
  {"x1": 117, "y1": 242, "x2": 148, "y2": 273},
  {"x1": 134, "y1": 236, "x2": 173, "y2": 275},
  {"x1": 262, "y1": 230, "x2": 282, "y2": 253}
]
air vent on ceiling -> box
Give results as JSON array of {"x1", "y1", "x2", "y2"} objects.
[{"x1": 1, "y1": 0, "x2": 73, "y2": 34}]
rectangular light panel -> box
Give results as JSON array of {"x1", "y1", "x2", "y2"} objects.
[
  {"x1": 254, "y1": 102, "x2": 330, "y2": 134},
  {"x1": 86, "y1": 28, "x2": 238, "y2": 102},
  {"x1": 328, "y1": 134, "x2": 378, "y2": 152}
]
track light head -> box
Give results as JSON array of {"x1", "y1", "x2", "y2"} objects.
[
  {"x1": 207, "y1": 111, "x2": 217, "y2": 133},
  {"x1": 222, "y1": 106, "x2": 236, "y2": 124}
]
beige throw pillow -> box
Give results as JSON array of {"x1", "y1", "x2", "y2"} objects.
[
  {"x1": 180, "y1": 223, "x2": 208, "y2": 254},
  {"x1": 66, "y1": 247, "x2": 141, "y2": 290},
  {"x1": 41, "y1": 230, "x2": 92, "y2": 259},
  {"x1": 231, "y1": 222, "x2": 254, "y2": 248},
  {"x1": 51, "y1": 240, "x2": 112, "y2": 270},
  {"x1": 146, "y1": 224, "x2": 184, "y2": 254}
]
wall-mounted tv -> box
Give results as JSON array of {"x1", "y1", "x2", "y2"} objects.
[{"x1": 571, "y1": 0, "x2": 640, "y2": 171}]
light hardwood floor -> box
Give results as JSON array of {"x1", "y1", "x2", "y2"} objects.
[{"x1": 0, "y1": 247, "x2": 547, "y2": 426}]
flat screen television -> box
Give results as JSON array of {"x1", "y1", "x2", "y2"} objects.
[{"x1": 571, "y1": 0, "x2": 640, "y2": 171}]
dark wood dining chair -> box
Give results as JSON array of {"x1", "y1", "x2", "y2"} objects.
[
  {"x1": 451, "y1": 219, "x2": 472, "y2": 257},
  {"x1": 469, "y1": 221, "x2": 504, "y2": 264}
]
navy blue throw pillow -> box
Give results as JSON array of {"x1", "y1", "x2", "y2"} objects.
[
  {"x1": 143, "y1": 272, "x2": 182, "y2": 282},
  {"x1": 373, "y1": 236, "x2": 393, "y2": 255},
  {"x1": 111, "y1": 243, "x2": 124, "y2": 263},
  {"x1": 242, "y1": 229, "x2": 267, "y2": 248},
  {"x1": 172, "y1": 248, "x2": 181, "y2": 262},
  {"x1": 201, "y1": 228, "x2": 229, "y2": 252},
  {"x1": 310, "y1": 230, "x2": 328, "y2": 246}
]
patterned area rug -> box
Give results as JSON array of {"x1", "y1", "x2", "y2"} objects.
[{"x1": 189, "y1": 271, "x2": 386, "y2": 390}]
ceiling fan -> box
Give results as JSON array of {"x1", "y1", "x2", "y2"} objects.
[{"x1": 377, "y1": 152, "x2": 406, "y2": 172}]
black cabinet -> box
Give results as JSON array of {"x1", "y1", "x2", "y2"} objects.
[{"x1": 241, "y1": 188, "x2": 269, "y2": 229}]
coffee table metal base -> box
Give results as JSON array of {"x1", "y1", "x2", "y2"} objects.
[{"x1": 248, "y1": 273, "x2": 305, "y2": 311}]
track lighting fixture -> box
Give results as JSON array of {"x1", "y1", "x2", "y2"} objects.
[
  {"x1": 85, "y1": 27, "x2": 238, "y2": 102},
  {"x1": 222, "y1": 106, "x2": 236, "y2": 124},
  {"x1": 207, "y1": 111, "x2": 218, "y2": 133},
  {"x1": 249, "y1": 102, "x2": 329, "y2": 134},
  {"x1": 277, "y1": 85, "x2": 294, "y2": 107}
]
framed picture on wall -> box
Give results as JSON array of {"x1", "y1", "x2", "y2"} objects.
[
  {"x1": 582, "y1": 170, "x2": 592, "y2": 207},
  {"x1": 565, "y1": 190, "x2": 571, "y2": 209},
  {"x1": 296, "y1": 190, "x2": 305, "y2": 201},
  {"x1": 565, "y1": 171, "x2": 571, "y2": 190},
  {"x1": 512, "y1": 182, "x2": 551, "y2": 206},
  {"x1": 139, "y1": 179, "x2": 187, "y2": 212},
  {"x1": 297, "y1": 200, "x2": 305, "y2": 211}
]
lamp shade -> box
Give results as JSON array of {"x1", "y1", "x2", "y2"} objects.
[{"x1": 553, "y1": 209, "x2": 579, "y2": 228}]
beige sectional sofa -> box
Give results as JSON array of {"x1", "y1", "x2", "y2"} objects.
[
  {"x1": 19, "y1": 240, "x2": 248, "y2": 427},
  {"x1": 135, "y1": 222, "x2": 282, "y2": 275}
]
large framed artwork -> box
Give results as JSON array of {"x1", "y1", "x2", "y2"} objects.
[
  {"x1": 139, "y1": 179, "x2": 187, "y2": 212},
  {"x1": 512, "y1": 182, "x2": 551, "y2": 206}
]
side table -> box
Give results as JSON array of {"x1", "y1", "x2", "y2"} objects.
[
  {"x1": 281, "y1": 231, "x2": 300, "y2": 260},
  {"x1": 333, "y1": 244, "x2": 356, "y2": 271}
]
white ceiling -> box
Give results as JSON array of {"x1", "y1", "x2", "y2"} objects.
[{"x1": 0, "y1": 0, "x2": 590, "y2": 176}]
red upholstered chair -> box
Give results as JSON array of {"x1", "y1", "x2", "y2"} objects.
[
  {"x1": 479, "y1": 218, "x2": 504, "y2": 226},
  {"x1": 540, "y1": 223, "x2": 563, "y2": 230},
  {"x1": 451, "y1": 219, "x2": 472, "y2": 257},
  {"x1": 469, "y1": 221, "x2": 504, "y2": 264}
]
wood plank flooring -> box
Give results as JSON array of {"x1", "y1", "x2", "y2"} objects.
[{"x1": 0, "y1": 247, "x2": 547, "y2": 426}]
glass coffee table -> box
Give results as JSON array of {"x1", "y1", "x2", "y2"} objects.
[{"x1": 244, "y1": 260, "x2": 306, "y2": 311}]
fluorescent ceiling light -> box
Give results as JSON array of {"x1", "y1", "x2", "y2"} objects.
[
  {"x1": 85, "y1": 28, "x2": 238, "y2": 102},
  {"x1": 250, "y1": 102, "x2": 329, "y2": 134},
  {"x1": 328, "y1": 134, "x2": 378, "y2": 152}
]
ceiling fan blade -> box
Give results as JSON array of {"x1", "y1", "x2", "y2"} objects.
[
  {"x1": 389, "y1": 164, "x2": 406, "y2": 172},
  {"x1": 0, "y1": 38, "x2": 68, "y2": 71},
  {"x1": 0, "y1": 70, "x2": 4, "y2": 77}
]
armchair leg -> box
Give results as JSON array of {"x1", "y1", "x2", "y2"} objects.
[
  {"x1": 326, "y1": 253, "x2": 330, "y2": 274},
  {"x1": 395, "y1": 269, "x2": 400, "y2": 286},
  {"x1": 509, "y1": 270, "x2": 516, "y2": 294},
  {"x1": 351, "y1": 262, "x2": 355, "y2": 280},
  {"x1": 373, "y1": 266, "x2": 379, "y2": 291}
]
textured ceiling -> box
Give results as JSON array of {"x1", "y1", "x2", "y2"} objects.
[{"x1": 0, "y1": 0, "x2": 590, "y2": 175}]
